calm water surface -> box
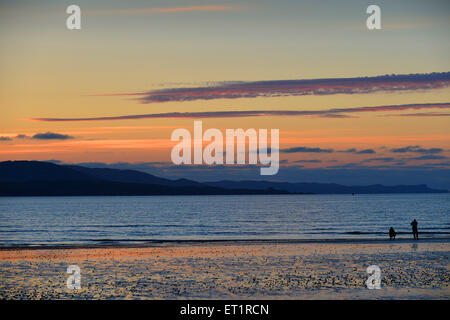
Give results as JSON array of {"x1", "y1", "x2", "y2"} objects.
[{"x1": 0, "y1": 194, "x2": 449, "y2": 246}]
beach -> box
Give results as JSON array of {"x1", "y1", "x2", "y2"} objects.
[{"x1": 0, "y1": 240, "x2": 449, "y2": 300}]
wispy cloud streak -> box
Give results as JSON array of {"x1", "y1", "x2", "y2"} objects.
[
  {"x1": 390, "y1": 146, "x2": 443, "y2": 154},
  {"x1": 29, "y1": 103, "x2": 450, "y2": 122},
  {"x1": 381, "y1": 113, "x2": 450, "y2": 117},
  {"x1": 281, "y1": 147, "x2": 334, "y2": 154},
  {"x1": 339, "y1": 148, "x2": 376, "y2": 154},
  {"x1": 32, "y1": 132, "x2": 74, "y2": 140},
  {"x1": 91, "y1": 72, "x2": 450, "y2": 103}
]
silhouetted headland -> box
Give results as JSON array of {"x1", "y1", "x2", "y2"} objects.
[{"x1": 0, "y1": 161, "x2": 447, "y2": 196}]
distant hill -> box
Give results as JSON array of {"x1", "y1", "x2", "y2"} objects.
[
  {"x1": 204, "y1": 180, "x2": 447, "y2": 194},
  {"x1": 0, "y1": 161, "x2": 286, "y2": 196},
  {"x1": 0, "y1": 161, "x2": 97, "y2": 183},
  {"x1": 0, "y1": 161, "x2": 446, "y2": 196},
  {"x1": 65, "y1": 165, "x2": 204, "y2": 187}
]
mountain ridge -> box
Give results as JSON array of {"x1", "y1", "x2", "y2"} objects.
[
  {"x1": 204, "y1": 180, "x2": 446, "y2": 194},
  {"x1": 0, "y1": 160, "x2": 446, "y2": 196}
]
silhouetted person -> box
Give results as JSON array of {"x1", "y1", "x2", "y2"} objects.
[
  {"x1": 389, "y1": 227, "x2": 397, "y2": 240},
  {"x1": 411, "y1": 219, "x2": 419, "y2": 240}
]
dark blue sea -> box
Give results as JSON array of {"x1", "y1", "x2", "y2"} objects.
[{"x1": 0, "y1": 194, "x2": 449, "y2": 246}]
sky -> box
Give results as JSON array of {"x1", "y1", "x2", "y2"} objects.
[{"x1": 0, "y1": 0, "x2": 449, "y2": 188}]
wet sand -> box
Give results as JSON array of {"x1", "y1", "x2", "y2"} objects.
[{"x1": 0, "y1": 241, "x2": 449, "y2": 299}]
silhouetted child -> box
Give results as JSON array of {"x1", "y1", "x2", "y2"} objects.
[
  {"x1": 389, "y1": 227, "x2": 397, "y2": 240},
  {"x1": 411, "y1": 219, "x2": 419, "y2": 240}
]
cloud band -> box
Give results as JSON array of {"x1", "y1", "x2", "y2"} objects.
[
  {"x1": 29, "y1": 102, "x2": 450, "y2": 122},
  {"x1": 92, "y1": 72, "x2": 450, "y2": 104}
]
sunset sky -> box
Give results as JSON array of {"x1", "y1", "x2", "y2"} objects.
[{"x1": 0, "y1": 0, "x2": 449, "y2": 188}]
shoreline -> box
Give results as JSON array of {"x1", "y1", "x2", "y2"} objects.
[
  {"x1": 0, "y1": 192, "x2": 448, "y2": 199},
  {"x1": 1, "y1": 236, "x2": 449, "y2": 251}
]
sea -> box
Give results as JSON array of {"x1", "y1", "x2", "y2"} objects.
[{"x1": 0, "y1": 194, "x2": 449, "y2": 246}]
